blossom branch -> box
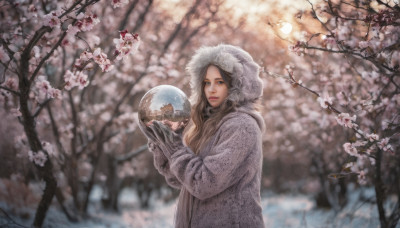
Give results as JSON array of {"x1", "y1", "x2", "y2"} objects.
[
  {"x1": 46, "y1": 105, "x2": 68, "y2": 161},
  {"x1": 33, "y1": 98, "x2": 52, "y2": 118},
  {"x1": 301, "y1": 43, "x2": 398, "y2": 73},
  {"x1": 0, "y1": 85, "x2": 20, "y2": 96},
  {"x1": 115, "y1": 144, "x2": 147, "y2": 164},
  {"x1": 307, "y1": 0, "x2": 332, "y2": 33},
  {"x1": 341, "y1": 0, "x2": 370, "y2": 12},
  {"x1": 325, "y1": 0, "x2": 369, "y2": 21},
  {"x1": 58, "y1": 0, "x2": 84, "y2": 18},
  {"x1": 29, "y1": 31, "x2": 68, "y2": 84},
  {"x1": 266, "y1": 70, "x2": 369, "y2": 140}
]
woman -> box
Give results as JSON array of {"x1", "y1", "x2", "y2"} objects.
[{"x1": 139, "y1": 44, "x2": 265, "y2": 228}]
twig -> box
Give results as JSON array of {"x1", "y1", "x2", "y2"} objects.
[
  {"x1": 33, "y1": 98, "x2": 52, "y2": 118},
  {"x1": 0, "y1": 207, "x2": 28, "y2": 228},
  {"x1": 29, "y1": 31, "x2": 68, "y2": 84},
  {"x1": 118, "y1": 0, "x2": 139, "y2": 31},
  {"x1": 58, "y1": 0, "x2": 84, "y2": 18},
  {"x1": 0, "y1": 85, "x2": 20, "y2": 96},
  {"x1": 307, "y1": 0, "x2": 332, "y2": 33},
  {"x1": 341, "y1": 0, "x2": 370, "y2": 12},
  {"x1": 115, "y1": 144, "x2": 147, "y2": 163}
]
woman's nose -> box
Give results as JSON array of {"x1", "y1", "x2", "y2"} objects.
[{"x1": 208, "y1": 84, "x2": 215, "y2": 92}]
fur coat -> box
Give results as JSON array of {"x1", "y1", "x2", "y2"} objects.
[
  {"x1": 148, "y1": 44, "x2": 265, "y2": 227},
  {"x1": 149, "y1": 108, "x2": 264, "y2": 228}
]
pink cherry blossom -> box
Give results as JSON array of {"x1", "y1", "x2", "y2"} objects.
[
  {"x1": 43, "y1": 11, "x2": 61, "y2": 28},
  {"x1": 93, "y1": 48, "x2": 114, "y2": 72},
  {"x1": 0, "y1": 46, "x2": 10, "y2": 62},
  {"x1": 366, "y1": 133, "x2": 379, "y2": 142},
  {"x1": 289, "y1": 41, "x2": 304, "y2": 56},
  {"x1": 3, "y1": 78, "x2": 17, "y2": 90},
  {"x1": 36, "y1": 76, "x2": 51, "y2": 94},
  {"x1": 323, "y1": 36, "x2": 337, "y2": 49},
  {"x1": 336, "y1": 113, "x2": 357, "y2": 128},
  {"x1": 28, "y1": 150, "x2": 47, "y2": 167},
  {"x1": 35, "y1": 76, "x2": 62, "y2": 100},
  {"x1": 75, "y1": 14, "x2": 100, "y2": 32},
  {"x1": 343, "y1": 142, "x2": 359, "y2": 157},
  {"x1": 99, "y1": 59, "x2": 114, "y2": 72},
  {"x1": 358, "y1": 170, "x2": 367, "y2": 185},
  {"x1": 93, "y1": 48, "x2": 107, "y2": 64},
  {"x1": 336, "y1": 91, "x2": 349, "y2": 105},
  {"x1": 80, "y1": 51, "x2": 93, "y2": 61},
  {"x1": 64, "y1": 70, "x2": 75, "y2": 90},
  {"x1": 42, "y1": 141, "x2": 55, "y2": 156},
  {"x1": 353, "y1": 140, "x2": 367, "y2": 147},
  {"x1": 113, "y1": 30, "x2": 140, "y2": 61},
  {"x1": 77, "y1": 72, "x2": 90, "y2": 89},
  {"x1": 317, "y1": 93, "x2": 333, "y2": 109},
  {"x1": 358, "y1": 41, "x2": 370, "y2": 49},
  {"x1": 111, "y1": 0, "x2": 129, "y2": 8},
  {"x1": 48, "y1": 88, "x2": 62, "y2": 99},
  {"x1": 64, "y1": 70, "x2": 89, "y2": 90},
  {"x1": 67, "y1": 24, "x2": 80, "y2": 36},
  {"x1": 378, "y1": 137, "x2": 393, "y2": 154}
]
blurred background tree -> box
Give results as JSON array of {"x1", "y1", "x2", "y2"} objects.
[{"x1": 0, "y1": 0, "x2": 398, "y2": 227}]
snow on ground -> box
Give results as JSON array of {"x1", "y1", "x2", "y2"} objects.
[{"x1": 1, "y1": 185, "x2": 398, "y2": 228}]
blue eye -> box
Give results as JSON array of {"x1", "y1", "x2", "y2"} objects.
[
  {"x1": 217, "y1": 81, "x2": 225, "y2": 84},
  {"x1": 204, "y1": 81, "x2": 211, "y2": 85}
]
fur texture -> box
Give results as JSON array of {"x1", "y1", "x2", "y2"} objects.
[{"x1": 186, "y1": 44, "x2": 263, "y2": 105}]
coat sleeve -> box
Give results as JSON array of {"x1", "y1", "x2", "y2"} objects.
[
  {"x1": 168, "y1": 115, "x2": 260, "y2": 200},
  {"x1": 148, "y1": 141, "x2": 182, "y2": 189}
]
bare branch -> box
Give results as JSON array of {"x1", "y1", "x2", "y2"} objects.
[
  {"x1": 58, "y1": 0, "x2": 84, "y2": 18},
  {"x1": 162, "y1": 0, "x2": 202, "y2": 55},
  {"x1": 0, "y1": 207, "x2": 28, "y2": 228},
  {"x1": 307, "y1": 0, "x2": 332, "y2": 33},
  {"x1": 118, "y1": 0, "x2": 139, "y2": 31},
  {"x1": 33, "y1": 98, "x2": 52, "y2": 118},
  {"x1": 68, "y1": 91, "x2": 79, "y2": 156},
  {"x1": 115, "y1": 144, "x2": 147, "y2": 163},
  {"x1": 46, "y1": 105, "x2": 68, "y2": 159},
  {"x1": 132, "y1": 0, "x2": 153, "y2": 33}
]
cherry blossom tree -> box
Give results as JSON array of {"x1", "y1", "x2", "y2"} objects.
[
  {"x1": 266, "y1": 0, "x2": 399, "y2": 227},
  {"x1": 0, "y1": 0, "x2": 227, "y2": 226},
  {"x1": 0, "y1": 0, "x2": 140, "y2": 226}
]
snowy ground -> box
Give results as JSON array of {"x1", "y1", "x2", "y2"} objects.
[{"x1": 1, "y1": 185, "x2": 398, "y2": 228}]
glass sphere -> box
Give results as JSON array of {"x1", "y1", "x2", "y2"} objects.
[{"x1": 138, "y1": 85, "x2": 191, "y2": 132}]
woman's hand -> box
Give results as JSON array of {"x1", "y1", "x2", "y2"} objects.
[
  {"x1": 138, "y1": 121, "x2": 157, "y2": 143},
  {"x1": 149, "y1": 121, "x2": 184, "y2": 157}
]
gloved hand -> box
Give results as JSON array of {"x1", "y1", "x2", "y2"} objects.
[
  {"x1": 138, "y1": 120, "x2": 157, "y2": 143},
  {"x1": 149, "y1": 121, "x2": 184, "y2": 157}
]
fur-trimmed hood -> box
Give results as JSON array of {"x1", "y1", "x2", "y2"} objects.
[{"x1": 186, "y1": 44, "x2": 263, "y2": 106}]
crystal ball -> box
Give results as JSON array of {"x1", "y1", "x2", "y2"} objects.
[{"x1": 138, "y1": 85, "x2": 191, "y2": 132}]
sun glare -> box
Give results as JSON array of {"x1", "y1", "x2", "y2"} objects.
[{"x1": 280, "y1": 22, "x2": 293, "y2": 34}]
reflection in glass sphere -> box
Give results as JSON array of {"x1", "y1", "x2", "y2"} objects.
[{"x1": 138, "y1": 85, "x2": 191, "y2": 132}]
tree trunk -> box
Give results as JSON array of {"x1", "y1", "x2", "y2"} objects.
[
  {"x1": 374, "y1": 149, "x2": 387, "y2": 228},
  {"x1": 20, "y1": 73, "x2": 57, "y2": 228},
  {"x1": 18, "y1": 27, "x2": 58, "y2": 227}
]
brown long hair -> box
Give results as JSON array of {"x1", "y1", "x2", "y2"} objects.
[{"x1": 184, "y1": 64, "x2": 236, "y2": 154}]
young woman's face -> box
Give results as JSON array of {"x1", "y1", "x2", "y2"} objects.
[{"x1": 203, "y1": 65, "x2": 229, "y2": 107}]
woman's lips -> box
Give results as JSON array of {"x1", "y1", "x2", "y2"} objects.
[{"x1": 208, "y1": 96, "x2": 218, "y2": 100}]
